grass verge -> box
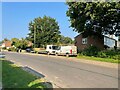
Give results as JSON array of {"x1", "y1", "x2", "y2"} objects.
[
  {"x1": 1, "y1": 58, "x2": 49, "y2": 88},
  {"x1": 77, "y1": 55, "x2": 120, "y2": 63}
]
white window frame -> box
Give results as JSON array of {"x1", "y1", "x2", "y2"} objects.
[{"x1": 82, "y1": 38, "x2": 87, "y2": 44}]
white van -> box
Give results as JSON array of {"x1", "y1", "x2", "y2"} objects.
[
  {"x1": 55, "y1": 46, "x2": 77, "y2": 57},
  {"x1": 46, "y1": 45, "x2": 59, "y2": 55}
]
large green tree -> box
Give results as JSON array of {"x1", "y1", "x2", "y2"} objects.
[
  {"x1": 27, "y1": 16, "x2": 61, "y2": 48},
  {"x1": 66, "y1": 2, "x2": 120, "y2": 37}
]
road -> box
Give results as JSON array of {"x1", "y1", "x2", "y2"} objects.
[{"x1": 4, "y1": 51, "x2": 119, "y2": 88}]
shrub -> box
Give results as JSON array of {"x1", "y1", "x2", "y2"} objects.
[
  {"x1": 97, "y1": 51, "x2": 107, "y2": 58},
  {"x1": 112, "y1": 55, "x2": 120, "y2": 60},
  {"x1": 2, "y1": 47, "x2": 6, "y2": 50},
  {"x1": 78, "y1": 46, "x2": 120, "y2": 60},
  {"x1": 8, "y1": 47, "x2": 16, "y2": 52},
  {"x1": 81, "y1": 46, "x2": 101, "y2": 56}
]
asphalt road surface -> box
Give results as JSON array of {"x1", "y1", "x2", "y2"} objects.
[{"x1": 4, "y1": 51, "x2": 119, "y2": 88}]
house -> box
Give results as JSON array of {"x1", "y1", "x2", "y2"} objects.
[
  {"x1": 117, "y1": 41, "x2": 120, "y2": 49},
  {"x1": 75, "y1": 33, "x2": 117, "y2": 51},
  {"x1": 2, "y1": 41, "x2": 12, "y2": 49},
  {"x1": 75, "y1": 33, "x2": 104, "y2": 51},
  {"x1": 104, "y1": 36, "x2": 117, "y2": 49}
]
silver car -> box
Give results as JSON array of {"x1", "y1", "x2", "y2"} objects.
[{"x1": 0, "y1": 52, "x2": 5, "y2": 58}]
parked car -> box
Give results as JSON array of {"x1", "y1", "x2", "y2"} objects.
[
  {"x1": 26, "y1": 48, "x2": 35, "y2": 53},
  {"x1": 0, "y1": 52, "x2": 5, "y2": 58}
]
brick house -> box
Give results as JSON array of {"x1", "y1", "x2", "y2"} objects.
[
  {"x1": 75, "y1": 34, "x2": 104, "y2": 52},
  {"x1": 75, "y1": 33, "x2": 117, "y2": 51},
  {"x1": 2, "y1": 41, "x2": 12, "y2": 49}
]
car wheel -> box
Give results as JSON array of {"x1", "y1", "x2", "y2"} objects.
[
  {"x1": 47, "y1": 52, "x2": 50, "y2": 55},
  {"x1": 66, "y1": 54, "x2": 69, "y2": 57},
  {"x1": 55, "y1": 53, "x2": 58, "y2": 56}
]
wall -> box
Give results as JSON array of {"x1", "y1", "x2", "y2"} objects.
[{"x1": 75, "y1": 34, "x2": 104, "y2": 52}]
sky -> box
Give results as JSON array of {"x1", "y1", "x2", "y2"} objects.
[
  {"x1": 0, "y1": 2, "x2": 2, "y2": 41},
  {"x1": 2, "y1": 2, "x2": 79, "y2": 41}
]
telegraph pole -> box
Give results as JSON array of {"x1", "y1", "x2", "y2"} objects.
[{"x1": 34, "y1": 25, "x2": 36, "y2": 48}]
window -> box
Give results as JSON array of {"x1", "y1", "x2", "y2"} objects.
[
  {"x1": 49, "y1": 46, "x2": 51, "y2": 49},
  {"x1": 52, "y1": 46, "x2": 59, "y2": 50},
  {"x1": 82, "y1": 38, "x2": 87, "y2": 44}
]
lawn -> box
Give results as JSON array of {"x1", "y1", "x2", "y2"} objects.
[
  {"x1": 1, "y1": 59, "x2": 50, "y2": 88},
  {"x1": 77, "y1": 55, "x2": 120, "y2": 63}
]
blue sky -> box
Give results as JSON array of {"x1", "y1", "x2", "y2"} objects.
[
  {"x1": 0, "y1": 2, "x2": 2, "y2": 41},
  {"x1": 2, "y1": 2, "x2": 78, "y2": 40}
]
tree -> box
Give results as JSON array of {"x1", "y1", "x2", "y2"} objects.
[
  {"x1": 11, "y1": 38, "x2": 19, "y2": 46},
  {"x1": 27, "y1": 16, "x2": 61, "y2": 48},
  {"x1": 119, "y1": 36, "x2": 120, "y2": 41},
  {"x1": 66, "y1": 2, "x2": 120, "y2": 37},
  {"x1": 59, "y1": 35, "x2": 74, "y2": 45},
  {"x1": 2, "y1": 38, "x2": 9, "y2": 42},
  {"x1": 11, "y1": 38, "x2": 28, "y2": 49}
]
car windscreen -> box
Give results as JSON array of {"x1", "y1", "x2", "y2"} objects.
[{"x1": 52, "y1": 46, "x2": 59, "y2": 50}]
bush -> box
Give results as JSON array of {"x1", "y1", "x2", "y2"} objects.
[
  {"x1": 2, "y1": 47, "x2": 6, "y2": 50},
  {"x1": 97, "y1": 51, "x2": 107, "y2": 58},
  {"x1": 79, "y1": 46, "x2": 120, "y2": 60},
  {"x1": 8, "y1": 47, "x2": 16, "y2": 52},
  {"x1": 81, "y1": 46, "x2": 101, "y2": 56},
  {"x1": 112, "y1": 55, "x2": 120, "y2": 60}
]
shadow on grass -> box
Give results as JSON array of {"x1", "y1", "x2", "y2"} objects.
[{"x1": 2, "y1": 60, "x2": 53, "y2": 89}]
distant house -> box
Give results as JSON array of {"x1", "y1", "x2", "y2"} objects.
[
  {"x1": 75, "y1": 33, "x2": 117, "y2": 51},
  {"x1": 2, "y1": 41, "x2": 12, "y2": 49}
]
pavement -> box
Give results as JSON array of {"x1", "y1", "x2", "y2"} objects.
[{"x1": 3, "y1": 51, "x2": 119, "y2": 88}]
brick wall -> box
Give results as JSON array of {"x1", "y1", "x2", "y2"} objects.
[{"x1": 75, "y1": 34, "x2": 104, "y2": 52}]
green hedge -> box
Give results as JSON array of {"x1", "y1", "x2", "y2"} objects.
[{"x1": 79, "y1": 46, "x2": 120, "y2": 60}]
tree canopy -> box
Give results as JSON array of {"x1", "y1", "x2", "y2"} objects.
[
  {"x1": 11, "y1": 38, "x2": 28, "y2": 49},
  {"x1": 59, "y1": 35, "x2": 74, "y2": 45},
  {"x1": 66, "y1": 2, "x2": 120, "y2": 37},
  {"x1": 27, "y1": 16, "x2": 61, "y2": 48}
]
